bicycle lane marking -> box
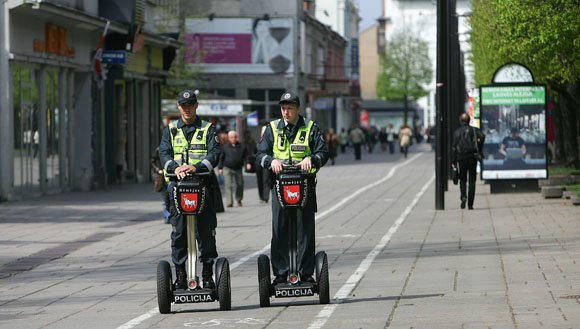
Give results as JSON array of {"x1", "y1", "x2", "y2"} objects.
[
  {"x1": 307, "y1": 174, "x2": 435, "y2": 329},
  {"x1": 115, "y1": 153, "x2": 424, "y2": 329}
]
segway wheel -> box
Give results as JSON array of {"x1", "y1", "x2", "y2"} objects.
[
  {"x1": 316, "y1": 252, "x2": 330, "y2": 304},
  {"x1": 257, "y1": 254, "x2": 271, "y2": 307},
  {"x1": 216, "y1": 258, "x2": 231, "y2": 311},
  {"x1": 157, "y1": 260, "x2": 173, "y2": 314}
]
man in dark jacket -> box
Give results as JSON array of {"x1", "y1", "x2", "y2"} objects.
[
  {"x1": 256, "y1": 91, "x2": 329, "y2": 285},
  {"x1": 218, "y1": 131, "x2": 249, "y2": 207},
  {"x1": 452, "y1": 113, "x2": 485, "y2": 210},
  {"x1": 159, "y1": 90, "x2": 221, "y2": 290}
]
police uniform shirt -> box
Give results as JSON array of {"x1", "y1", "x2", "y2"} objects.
[
  {"x1": 256, "y1": 115, "x2": 329, "y2": 170},
  {"x1": 159, "y1": 116, "x2": 221, "y2": 173}
]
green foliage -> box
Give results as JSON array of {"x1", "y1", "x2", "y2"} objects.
[
  {"x1": 469, "y1": 0, "x2": 580, "y2": 86},
  {"x1": 376, "y1": 30, "x2": 433, "y2": 102}
]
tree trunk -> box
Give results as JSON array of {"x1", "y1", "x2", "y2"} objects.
[
  {"x1": 555, "y1": 85, "x2": 580, "y2": 168},
  {"x1": 554, "y1": 98, "x2": 566, "y2": 162},
  {"x1": 403, "y1": 94, "x2": 408, "y2": 124}
]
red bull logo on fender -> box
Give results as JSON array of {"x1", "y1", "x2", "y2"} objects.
[
  {"x1": 283, "y1": 185, "x2": 300, "y2": 204},
  {"x1": 181, "y1": 193, "x2": 198, "y2": 211}
]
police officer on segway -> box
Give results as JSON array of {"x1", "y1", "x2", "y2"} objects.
[
  {"x1": 256, "y1": 91, "x2": 329, "y2": 286},
  {"x1": 159, "y1": 90, "x2": 221, "y2": 291}
]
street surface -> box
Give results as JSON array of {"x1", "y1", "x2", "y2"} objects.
[{"x1": 1, "y1": 144, "x2": 580, "y2": 328}]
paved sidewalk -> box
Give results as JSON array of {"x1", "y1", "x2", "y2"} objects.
[
  {"x1": 1, "y1": 148, "x2": 580, "y2": 328},
  {"x1": 0, "y1": 184, "x2": 164, "y2": 278},
  {"x1": 428, "y1": 179, "x2": 580, "y2": 328}
]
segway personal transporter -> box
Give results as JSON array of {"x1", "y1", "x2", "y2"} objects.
[
  {"x1": 157, "y1": 172, "x2": 231, "y2": 313},
  {"x1": 257, "y1": 165, "x2": 330, "y2": 306}
]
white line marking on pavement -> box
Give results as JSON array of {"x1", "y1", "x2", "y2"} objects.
[
  {"x1": 318, "y1": 234, "x2": 359, "y2": 239},
  {"x1": 307, "y1": 174, "x2": 435, "y2": 329},
  {"x1": 116, "y1": 153, "x2": 423, "y2": 329},
  {"x1": 315, "y1": 153, "x2": 422, "y2": 221},
  {"x1": 230, "y1": 244, "x2": 270, "y2": 271},
  {"x1": 116, "y1": 308, "x2": 158, "y2": 329}
]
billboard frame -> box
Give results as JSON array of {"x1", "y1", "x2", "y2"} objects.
[{"x1": 479, "y1": 82, "x2": 548, "y2": 181}]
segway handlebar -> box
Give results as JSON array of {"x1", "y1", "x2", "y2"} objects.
[
  {"x1": 279, "y1": 165, "x2": 317, "y2": 177},
  {"x1": 165, "y1": 171, "x2": 211, "y2": 181}
]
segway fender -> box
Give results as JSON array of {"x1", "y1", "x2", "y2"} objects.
[
  {"x1": 315, "y1": 251, "x2": 326, "y2": 284},
  {"x1": 215, "y1": 257, "x2": 227, "y2": 289}
]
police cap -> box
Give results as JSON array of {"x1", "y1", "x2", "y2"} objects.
[
  {"x1": 177, "y1": 90, "x2": 197, "y2": 104},
  {"x1": 278, "y1": 91, "x2": 300, "y2": 106}
]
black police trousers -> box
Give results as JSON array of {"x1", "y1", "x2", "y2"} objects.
[
  {"x1": 270, "y1": 187, "x2": 316, "y2": 277},
  {"x1": 168, "y1": 184, "x2": 218, "y2": 266},
  {"x1": 458, "y1": 157, "x2": 478, "y2": 208}
]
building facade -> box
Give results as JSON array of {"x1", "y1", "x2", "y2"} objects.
[
  {"x1": 0, "y1": 0, "x2": 178, "y2": 201},
  {"x1": 359, "y1": 18, "x2": 387, "y2": 100},
  {"x1": 155, "y1": 0, "x2": 349, "y2": 139},
  {"x1": 315, "y1": 0, "x2": 360, "y2": 130},
  {"x1": 383, "y1": 0, "x2": 472, "y2": 128}
]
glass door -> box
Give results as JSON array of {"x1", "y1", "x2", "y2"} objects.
[
  {"x1": 13, "y1": 65, "x2": 40, "y2": 195},
  {"x1": 46, "y1": 70, "x2": 60, "y2": 190}
]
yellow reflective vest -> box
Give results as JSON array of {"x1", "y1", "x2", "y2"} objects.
[
  {"x1": 270, "y1": 118, "x2": 315, "y2": 172},
  {"x1": 164, "y1": 120, "x2": 211, "y2": 182}
]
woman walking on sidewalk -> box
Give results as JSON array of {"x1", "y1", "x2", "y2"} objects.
[{"x1": 398, "y1": 123, "x2": 413, "y2": 158}]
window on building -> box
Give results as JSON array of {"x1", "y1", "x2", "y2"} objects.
[
  {"x1": 203, "y1": 89, "x2": 236, "y2": 98},
  {"x1": 268, "y1": 89, "x2": 285, "y2": 119},
  {"x1": 249, "y1": 89, "x2": 266, "y2": 121},
  {"x1": 317, "y1": 45, "x2": 325, "y2": 77}
]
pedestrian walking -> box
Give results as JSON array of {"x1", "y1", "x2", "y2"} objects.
[
  {"x1": 339, "y1": 128, "x2": 348, "y2": 153},
  {"x1": 159, "y1": 89, "x2": 221, "y2": 290},
  {"x1": 150, "y1": 147, "x2": 170, "y2": 224},
  {"x1": 256, "y1": 91, "x2": 329, "y2": 285},
  {"x1": 349, "y1": 124, "x2": 366, "y2": 160},
  {"x1": 452, "y1": 113, "x2": 485, "y2": 210},
  {"x1": 326, "y1": 128, "x2": 339, "y2": 165},
  {"x1": 378, "y1": 127, "x2": 387, "y2": 152},
  {"x1": 386, "y1": 123, "x2": 397, "y2": 154},
  {"x1": 218, "y1": 131, "x2": 248, "y2": 207},
  {"x1": 367, "y1": 126, "x2": 377, "y2": 153},
  {"x1": 398, "y1": 123, "x2": 413, "y2": 158},
  {"x1": 255, "y1": 126, "x2": 271, "y2": 204}
]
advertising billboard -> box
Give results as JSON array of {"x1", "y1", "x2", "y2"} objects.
[
  {"x1": 185, "y1": 18, "x2": 294, "y2": 74},
  {"x1": 480, "y1": 85, "x2": 547, "y2": 180}
]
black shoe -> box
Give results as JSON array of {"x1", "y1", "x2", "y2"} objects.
[
  {"x1": 202, "y1": 263, "x2": 215, "y2": 289},
  {"x1": 272, "y1": 275, "x2": 287, "y2": 285},
  {"x1": 174, "y1": 264, "x2": 187, "y2": 290},
  {"x1": 468, "y1": 206, "x2": 474, "y2": 210},
  {"x1": 301, "y1": 275, "x2": 315, "y2": 283},
  {"x1": 460, "y1": 198, "x2": 466, "y2": 209}
]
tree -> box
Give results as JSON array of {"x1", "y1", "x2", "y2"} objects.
[
  {"x1": 376, "y1": 30, "x2": 433, "y2": 124},
  {"x1": 469, "y1": 0, "x2": 580, "y2": 167}
]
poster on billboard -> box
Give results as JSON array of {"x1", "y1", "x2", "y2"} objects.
[
  {"x1": 480, "y1": 84, "x2": 547, "y2": 180},
  {"x1": 185, "y1": 18, "x2": 293, "y2": 74}
]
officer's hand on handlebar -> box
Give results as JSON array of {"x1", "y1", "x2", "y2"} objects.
[
  {"x1": 175, "y1": 164, "x2": 197, "y2": 180},
  {"x1": 298, "y1": 156, "x2": 312, "y2": 173},
  {"x1": 271, "y1": 159, "x2": 283, "y2": 175}
]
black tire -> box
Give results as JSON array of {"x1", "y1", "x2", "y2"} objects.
[
  {"x1": 316, "y1": 252, "x2": 330, "y2": 304},
  {"x1": 257, "y1": 254, "x2": 271, "y2": 307},
  {"x1": 217, "y1": 258, "x2": 231, "y2": 311},
  {"x1": 157, "y1": 260, "x2": 172, "y2": 314}
]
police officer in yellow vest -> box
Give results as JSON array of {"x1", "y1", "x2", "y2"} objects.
[
  {"x1": 159, "y1": 90, "x2": 221, "y2": 290},
  {"x1": 256, "y1": 91, "x2": 329, "y2": 285}
]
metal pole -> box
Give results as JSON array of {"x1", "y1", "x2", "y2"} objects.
[
  {"x1": 0, "y1": 0, "x2": 13, "y2": 201},
  {"x1": 435, "y1": 0, "x2": 448, "y2": 210}
]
